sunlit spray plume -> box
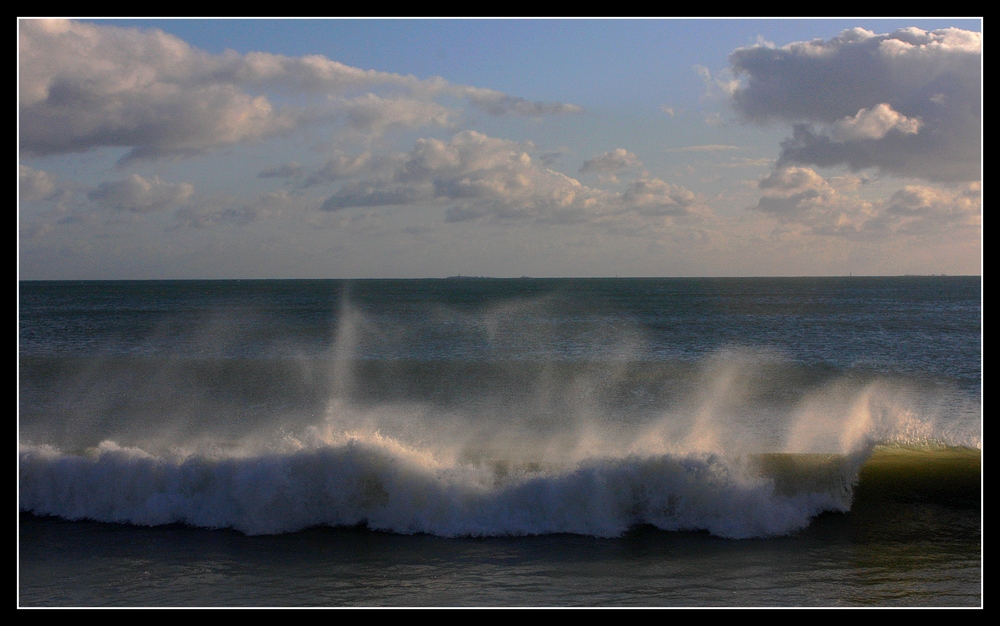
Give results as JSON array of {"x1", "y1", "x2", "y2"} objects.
[
  {"x1": 676, "y1": 352, "x2": 750, "y2": 454},
  {"x1": 631, "y1": 349, "x2": 786, "y2": 457},
  {"x1": 318, "y1": 293, "x2": 656, "y2": 466},
  {"x1": 320, "y1": 285, "x2": 400, "y2": 445},
  {"x1": 330, "y1": 285, "x2": 360, "y2": 402},
  {"x1": 784, "y1": 380, "x2": 942, "y2": 455}
]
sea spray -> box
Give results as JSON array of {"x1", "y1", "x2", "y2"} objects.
[{"x1": 20, "y1": 279, "x2": 980, "y2": 539}]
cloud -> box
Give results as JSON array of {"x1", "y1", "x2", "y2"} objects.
[
  {"x1": 750, "y1": 166, "x2": 878, "y2": 237},
  {"x1": 317, "y1": 130, "x2": 703, "y2": 227},
  {"x1": 579, "y1": 148, "x2": 641, "y2": 174},
  {"x1": 320, "y1": 131, "x2": 595, "y2": 221},
  {"x1": 537, "y1": 150, "x2": 567, "y2": 167},
  {"x1": 88, "y1": 174, "x2": 194, "y2": 212},
  {"x1": 751, "y1": 166, "x2": 979, "y2": 237},
  {"x1": 335, "y1": 94, "x2": 455, "y2": 135},
  {"x1": 460, "y1": 87, "x2": 584, "y2": 117},
  {"x1": 20, "y1": 20, "x2": 301, "y2": 163},
  {"x1": 20, "y1": 165, "x2": 58, "y2": 201},
  {"x1": 174, "y1": 190, "x2": 300, "y2": 228},
  {"x1": 875, "y1": 182, "x2": 980, "y2": 234},
  {"x1": 19, "y1": 19, "x2": 581, "y2": 164},
  {"x1": 666, "y1": 145, "x2": 741, "y2": 153},
  {"x1": 729, "y1": 27, "x2": 981, "y2": 181},
  {"x1": 621, "y1": 178, "x2": 698, "y2": 216},
  {"x1": 719, "y1": 157, "x2": 775, "y2": 168},
  {"x1": 19, "y1": 165, "x2": 82, "y2": 222},
  {"x1": 300, "y1": 152, "x2": 382, "y2": 188},
  {"x1": 323, "y1": 181, "x2": 435, "y2": 212},
  {"x1": 827, "y1": 103, "x2": 922, "y2": 142},
  {"x1": 695, "y1": 65, "x2": 740, "y2": 100},
  {"x1": 754, "y1": 166, "x2": 836, "y2": 215},
  {"x1": 258, "y1": 162, "x2": 305, "y2": 179}
]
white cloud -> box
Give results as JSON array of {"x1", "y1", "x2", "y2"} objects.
[
  {"x1": 695, "y1": 65, "x2": 740, "y2": 100},
  {"x1": 754, "y1": 166, "x2": 838, "y2": 215},
  {"x1": 751, "y1": 166, "x2": 882, "y2": 237},
  {"x1": 336, "y1": 94, "x2": 455, "y2": 135},
  {"x1": 317, "y1": 131, "x2": 703, "y2": 228},
  {"x1": 20, "y1": 20, "x2": 300, "y2": 162},
  {"x1": 19, "y1": 166, "x2": 82, "y2": 238},
  {"x1": 752, "y1": 166, "x2": 979, "y2": 238},
  {"x1": 729, "y1": 27, "x2": 981, "y2": 181},
  {"x1": 826, "y1": 103, "x2": 922, "y2": 142},
  {"x1": 321, "y1": 131, "x2": 596, "y2": 221},
  {"x1": 875, "y1": 182, "x2": 980, "y2": 234},
  {"x1": 19, "y1": 19, "x2": 581, "y2": 164},
  {"x1": 88, "y1": 174, "x2": 194, "y2": 213},
  {"x1": 758, "y1": 166, "x2": 828, "y2": 193},
  {"x1": 621, "y1": 179, "x2": 697, "y2": 216}
]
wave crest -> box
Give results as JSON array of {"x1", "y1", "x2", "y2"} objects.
[{"x1": 20, "y1": 433, "x2": 860, "y2": 539}]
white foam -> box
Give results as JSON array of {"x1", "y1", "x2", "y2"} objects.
[{"x1": 20, "y1": 431, "x2": 855, "y2": 539}]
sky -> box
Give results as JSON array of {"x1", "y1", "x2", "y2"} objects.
[{"x1": 18, "y1": 18, "x2": 982, "y2": 279}]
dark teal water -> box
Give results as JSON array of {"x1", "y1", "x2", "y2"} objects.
[{"x1": 18, "y1": 278, "x2": 982, "y2": 389}]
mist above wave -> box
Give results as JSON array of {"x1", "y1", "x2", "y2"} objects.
[{"x1": 19, "y1": 289, "x2": 980, "y2": 537}]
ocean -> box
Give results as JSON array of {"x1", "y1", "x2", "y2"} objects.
[{"x1": 18, "y1": 277, "x2": 982, "y2": 607}]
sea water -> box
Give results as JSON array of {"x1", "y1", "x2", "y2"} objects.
[{"x1": 18, "y1": 277, "x2": 981, "y2": 606}]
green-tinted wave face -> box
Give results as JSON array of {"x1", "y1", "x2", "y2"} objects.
[
  {"x1": 751, "y1": 445, "x2": 980, "y2": 508},
  {"x1": 853, "y1": 446, "x2": 981, "y2": 509}
]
